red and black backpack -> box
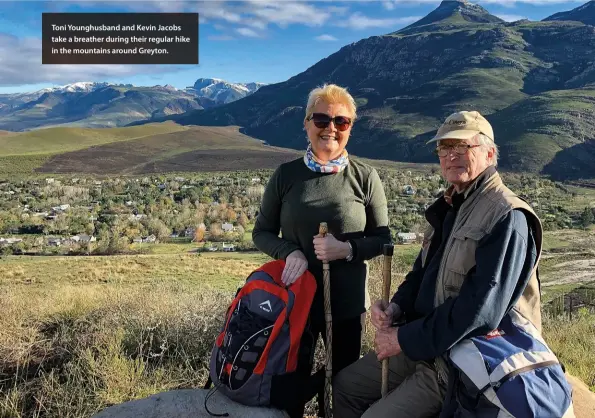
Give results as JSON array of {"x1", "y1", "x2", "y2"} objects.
[{"x1": 204, "y1": 259, "x2": 317, "y2": 415}]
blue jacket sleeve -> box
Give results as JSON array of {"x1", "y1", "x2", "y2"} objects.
[
  {"x1": 398, "y1": 209, "x2": 536, "y2": 361},
  {"x1": 390, "y1": 249, "x2": 424, "y2": 315}
]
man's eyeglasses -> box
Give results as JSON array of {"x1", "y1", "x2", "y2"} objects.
[
  {"x1": 307, "y1": 113, "x2": 352, "y2": 131},
  {"x1": 434, "y1": 144, "x2": 482, "y2": 157}
]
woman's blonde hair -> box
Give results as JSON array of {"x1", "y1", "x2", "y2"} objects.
[{"x1": 304, "y1": 84, "x2": 357, "y2": 123}]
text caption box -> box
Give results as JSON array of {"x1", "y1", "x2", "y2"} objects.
[{"x1": 42, "y1": 13, "x2": 199, "y2": 64}]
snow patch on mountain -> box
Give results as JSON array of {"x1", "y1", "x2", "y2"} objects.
[
  {"x1": 38, "y1": 81, "x2": 112, "y2": 94},
  {"x1": 185, "y1": 78, "x2": 266, "y2": 104}
]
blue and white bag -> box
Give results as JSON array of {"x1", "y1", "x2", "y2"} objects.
[{"x1": 446, "y1": 309, "x2": 574, "y2": 417}]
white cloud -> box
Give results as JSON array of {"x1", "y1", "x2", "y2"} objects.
[
  {"x1": 496, "y1": 14, "x2": 528, "y2": 22},
  {"x1": 203, "y1": 7, "x2": 243, "y2": 23},
  {"x1": 66, "y1": 0, "x2": 192, "y2": 13},
  {"x1": 315, "y1": 34, "x2": 338, "y2": 41},
  {"x1": 81, "y1": 0, "x2": 340, "y2": 37},
  {"x1": 54, "y1": 1, "x2": 419, "y2": 32},
  {"x1": 0, "y1": 32, "x2": 180, "y2": 87},
  {"x1": 236, "y1": 27, "x2": 260, "y2": 37},
  {"x1": 245, "y1": 1, "x2": 331, "y2": 28},
  {"x1": 335, "y1": 12, "x2": 422, "y2": 30},
  {"x1": 243, "y1": 18, "x2": 268, "y2": 30}
]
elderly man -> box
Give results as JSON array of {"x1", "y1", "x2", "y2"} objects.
[{"x1": 333, "y1": 111, "x2": 543, "y2": 417}]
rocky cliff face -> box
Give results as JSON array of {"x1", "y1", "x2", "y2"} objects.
[{"x1": 397, "y1": 0, "x2": 504, "y2": 33}]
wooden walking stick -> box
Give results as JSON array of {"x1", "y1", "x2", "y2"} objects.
[
  {"x1": 381, "y1": 243, "x2": 394, "y2": 398},
  {"x1": 319, "y1": 222, "x2": 333, "y2": 418}
]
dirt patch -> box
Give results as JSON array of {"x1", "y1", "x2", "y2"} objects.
[
  {"x1": 542, "y1": 258, "x2": 595, "y2": 287},
  {"x1": 566, "y1": 374, "x2": 595, "y2": 417}
]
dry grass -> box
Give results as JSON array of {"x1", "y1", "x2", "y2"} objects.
[
  {"x1": 543, "y1": 309, "x2": 595, "y2": 391},
  {"x1": 0, "y1": 122, "x2": 188, "y2": 157},
  {"x1": 0, "y1": 253, "x2": 267, "y2": 289},
  {"x1": 0, "y1": 282, "x2": 230, "y2": 417},
  {"x1": 0, "y1": 247, "x2": 593, "y2": 417}
]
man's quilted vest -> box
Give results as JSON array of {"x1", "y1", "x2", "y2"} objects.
[{"x1": 421, "y1": 171, "x2": 543, "y2": 333}]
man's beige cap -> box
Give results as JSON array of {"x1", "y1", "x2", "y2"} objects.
[{"x1": 426, "y1": 111, "x2": 494, "y2": 144}]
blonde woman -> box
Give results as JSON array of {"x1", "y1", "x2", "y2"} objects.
[{"x1": 253, "y1": 84, "x2": 391, "y2": 416}]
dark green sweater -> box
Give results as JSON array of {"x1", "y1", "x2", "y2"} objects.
[{"x1": 252, "y1": 157, "x2": 391, "y2": 322}]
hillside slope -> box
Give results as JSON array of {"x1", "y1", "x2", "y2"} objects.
[
  {"x1": 0, "y1": 122, "x2": 188, "y2": 156},
  {"x1": 544, "y1": 1, "x2": 595, "y2": 26},
  {"x1": 0, "y1": 123, "x2": 302, "y2": 175},
  {"x1": 0, "y1": 122, "x2": 440, "y2": 176},
  {"x1": 34, "y1": 126, "x2": 301, "y2": 174},
  {"x1": 489, "y1": 88, "x2": 595, "y2": 180},
  {"x1": 160, "y1": 0, "x2": 595, "y2": 180}
]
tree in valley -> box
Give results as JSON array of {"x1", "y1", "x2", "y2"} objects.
[
  {"x1": 225, "y1": 208, "x2": 238, "y2": 223},
  {"x1": 209, "y1": 223, "x2": 223, "y2": 241},
  {"x1": 147, "y1": 218, "x2": 171, "y2": 241},
  {"x1": 581, "y1": 206, "x2": 594, "y2": 229},
  {"x1": 194, "y1": 223, "x2": 206, "y2": 242},
  {"x1": 238, "y1": 212, "x2": 249, "y2": 229}
]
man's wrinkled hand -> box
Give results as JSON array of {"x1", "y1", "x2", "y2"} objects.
[
  {"x1": 282, "y1": 250, "x2": 308, "y2": 285},
  {"x1": 313, "y1": 233, "x2": 350, "y2": 262},
  {"x1": 374, "y1": 327, "x2": 402, "y2": 361},
  {"x1": 371, "y1": 300, "x2": 402, "y2": 330}
]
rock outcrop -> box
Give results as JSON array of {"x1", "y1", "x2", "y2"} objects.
[
  {"x1": 91, "y1": 375, "x2": 594, "y2": 418},
  {"x1": 91, "y1": 388, "x2": 288, "y2": 418},
  {"x1": 567, "y1": 374, "x2": 595, "y2": 418}
]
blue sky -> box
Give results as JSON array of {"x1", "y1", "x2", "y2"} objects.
[{"x1": 0, "y1": 0, "x2": 588, "y2": 94}]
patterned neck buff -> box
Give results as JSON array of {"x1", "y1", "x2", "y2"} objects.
[{"x1": 303, "y1": 143, "x2": 349, "y2": 173}]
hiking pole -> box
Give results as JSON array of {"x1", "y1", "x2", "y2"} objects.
[
  {"x1": 319, "y1": 222, "x2": 333, "y2": 418},
  {"x1": 381, "y1": 243, "x2": 394, "y2": 398}
]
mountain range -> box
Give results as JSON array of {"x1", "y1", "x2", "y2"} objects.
[
  {"x1": 0, "y1": 78, "x2": 264, "y2": 131},
  {"x1": 157, "y1": 0, "x2": 595, "y2": 181},
  {"x1": 2, "y1": 0, "x2": 595, "y2": 180}
]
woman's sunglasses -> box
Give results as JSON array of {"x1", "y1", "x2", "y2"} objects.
[{"x1": 307, "y1": 113, "x2": 352, "y2": 131}]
